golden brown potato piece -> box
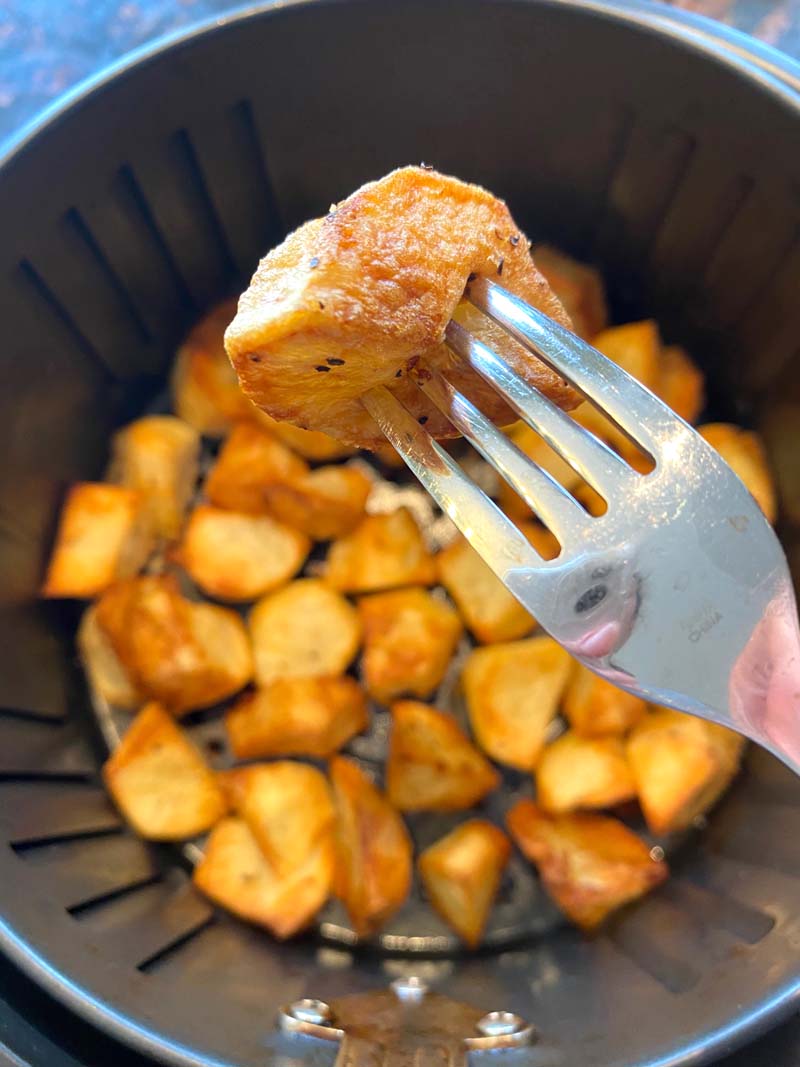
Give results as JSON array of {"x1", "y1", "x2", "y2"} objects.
[
  {"x1": 263, "y1": 465, "x2": 372, "y2": 540},
  {"x1": 358, "y1": 587, "x2": 463, "y2": 702},
  {"x1": 330, "y1": 755, "x2": 413, "y2": 937},
  {"x1": 462, "y1": 636, "x2": 571, "y2": 769},
  {"x1": 251, "y1": 409, "x2": 356, "y2": 461},
  {"x1": 656, "y1": 345, "x2": 704, "y2": 424},
  {"x1": 103, "y1": 702, "x2": 227, "y2": 840},
  {"x1": 41, "y1": 483, "x2": 153, "y2": 599},
  {"x1": 418, "y1": 819, "x2": 511, "y2": 947},
  {"x1": 536, "y1": 732, "x2": 637, "y2": 814},
  {"x1": 499, "y1": 422, "x2": 583, "y2": 520},
  {"x1": 387, "y1": 700, "x2": 499, "y2": 812},
  {"x1": 205, "y1": 421, "x2": 309, "y2": 514},
  {"x1": 78, "y1": 605, "x2": 142, "y2": 709},
  {"x1": 533, "y1": 245, "x2": 608, "y2": 340},
  {"x1": 325, "y1": 508, "x2": 436, "y2": 593},
  {"x1": 176, "y1": 505, "x2": 309, "y2": 602},
  {"x1": 95, "y1": 574, "x2": 252, "y2": 714},
  {"x1": 226, "y1": 166, "x2": 578, "y2": 448},
  {"x1": 225, "y1": 676, "x2": 368, "y2": 759},
  {"x1": 193, "y1": 816, "x2": 330, "y2": 939},
  {"x1": 506, "y1": 800, "x2": 668, "y2": 931},
  {"x1": 107, "y1": 415, "x2": 200, "y2": 541},
  {"x1": 249, "y1": 578, "x2": 361, "y2": 686},
  {"x1": 627, "y1": 708, "x2": 745, "y2": 835},
  {"x1": 436, "y1": 535, "x2": 535, "y2": 644},
  {"x1": 698, "y1": 423, "x2": 777, "y2": 523},
  {"x1": 563, "y1": 662, "x2": 646, "y2": 737}
]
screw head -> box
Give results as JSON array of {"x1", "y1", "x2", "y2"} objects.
[
  {"x1": 391, "y1": 975, "x2": 429, "y2": 1003},
  {"x1": 476, "y1": 1011, "x2": 526, "y2": 1037},
  {"x1": 289, "y1": 998, "x2": 332, "y2": 1026}
]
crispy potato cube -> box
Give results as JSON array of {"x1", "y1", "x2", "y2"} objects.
[
  {"x1": 627, "y1": 708, "x2": 745, "y2": 835},
  {"x1": 536, "y1": 732, "x2": 637, "y2": 813},
  {"x1": 462, "y1": 636, "x2": 572, "y2": 770},
  {"x1": 263, "y1": 465, "x2": 372, "y2": 540},
  {"x1": 329, "y1": 756, "x2": 413, "y2": 937},
  {"x1": 699, "y1": 423, "x2": 777, "y2": 523},
  {"x1": 325, "y1": 508, "x2": 436, "y2": 593},
  {"x1": 368, "y1": 441, "x2": 406, "y2": 469},
  {"x1": 387, "y1": 700, "x2": 499, "y2": 812},
  {"x1": 225, "y1": 676, "x2": 368, "y2": 759},
  {"x1": 436, "y1": 536, "x2": 535, "y2": 644},
  {"x1": 252, "y1": 409, "x2": 356, "y2": 461},
  {"x1": 177, "y1": 505, "x2": 309, "y2": 602},
  {"x1": 533, "y1": 245, "x2": 608, "y2": 340},
  {"x1": 194, "y1": 816, "x2": 330, "y2": 939},
  {"x1": 107, "y1": 415, "x2": 200, "y2": 541},
  {"x1": 507, "y1": 800, "x2": 668, "y2": 931},
  {"x1": 78, "y1": 605, "x2": 142, "y2": 709},
  {"x1": 418, "y1": 819, "x2": 511, "y2": 947},
  {"x1": 358, "y1": 587, "x2": 463, "y2": 703},
  {"x1": 96, "y1": 575, "x2": 252, "y2": 713},
  {"x1": 563, "y1": 662, "x2": 646, "y2": 736},
  {"x1": 103, "y1": 701, "x2": 227, "y2": 840},
  {"x1": 205, "y1": 421, "x2": 309, "y2": 514},
  {"x1": 656, "y1": 345, "x2": 704, "y2": 424},
  {"x1": 249, "y1": 578, "x2": 361, "y2": 687}
]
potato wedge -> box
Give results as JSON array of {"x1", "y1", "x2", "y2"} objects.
[
  {"x1": 263, "y1": 465, "x2": 372, "y2": 540},
  {"x1": 96, "y1": 574, "x2": 252, "y2": 713},
  {"x1": 506, "y1": 800, "x2": 668, "y2": 931},
  {"x1": 462, "y1": 636, "x2": 572, "y2": 770},
  {"x1": 193, "y1": 816, "x2": 330, "y2": 939},
  {"x1": 627, "y1": 708, "x2": 745, "y2": 835},
  {"x1": 107, "y1": 415, "x2": 200, "y2": 541},
  {"x1": 325, "y1": 508, "x2": 436, "y2": 593},
  {"x1": 77, "y1": 604, "x2": 142, "y2": 709},
  {"x1": 103, "y1": 701, "x2": 227, "y2": 840},
  {"x1": 436, "y1": 535, "x2": 535, "y2": 644},
  {"x1": 177, "y1": 505, "x2": 309, "y2": 601},
  {"x1": 536, "y1": 732, "x2": 637, "y2": 813},
  {"x1": 533, "y1": 245, "x2": 608, "y2": 340},
  {"x1": 358, "y1": 587, "x2": 463, "y2": 702},
  {"x1": 418, "y1": 819, "x2": 511, "y2": 947},
  {"x1": 226, "y1": 676, "x2": 368, "y2": 759},
  {"x1": 563, "y1": 662, "x2": 646, "y2": 737},
  {"x1": 329, "y1": 756, "x2": 413, "y2": 937},
  {"x1": 41, "y1": 483, "x2": 153, "y2": 599},
  {"x1": 656, "y1": 345, "x2": 704, "y2": 424},
  {"x1": 251, "y1": 409, "x2": 356, "y2": 461},
  {"x1": 698, "y1": 422, "x2": 777, "y2": 523},
  {"x1": 249, "y1": 578, "x2": 361, "y2": 686},
  {"x1": 387, "y1": 700, "x2": 499, "y2": 812},
  {"x1": 205, "y1": 421, "x2": 309, "y2": 514}
]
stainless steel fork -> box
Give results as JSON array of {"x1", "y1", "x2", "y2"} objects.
[{"x1": 362, "y1": 277, "x2": 800, "y2": 775}]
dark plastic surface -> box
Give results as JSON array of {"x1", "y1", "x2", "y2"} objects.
[{"x1": 1, "y1": 1, "x2": 800, "y2": 1066}]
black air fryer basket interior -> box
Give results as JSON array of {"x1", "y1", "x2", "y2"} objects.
[{"x1": 2, "y1": 1, "x2": 800, "y2": 1065}]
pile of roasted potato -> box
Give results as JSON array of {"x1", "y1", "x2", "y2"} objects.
[{"x1": 42, "y1": 248, "x2": 776, "y2": 946}]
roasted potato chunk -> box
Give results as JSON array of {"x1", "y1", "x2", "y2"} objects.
[
  {"x1": 656, "y1": 345, "x2": 704, "y2": 424},
  {"x1": 330, "y1": 756, "x2": 413, "y2": 937},
  {"x1": 205, "y1": 421, "x2": 309, "y2": 514},
  {"x1": 226, "y1": 166, "x2": 578, "y2": 448},
  {"x1": 536, "y1": 732, "x2": 636, "y2": 813},
  {"x1": 627, "y1": 709, "x2": 745, "y2": 835},
  {"x1": 358, "y1": 587, "x2": 463, "y2": 703},
  {"x1": 418, "y1": 819, "x2": 511, "y2": 947},
  {"x1": 251, "y1": 409, "x2": 355, "y2": 461},
  {"x1": 563, "y1": 662, "x2": 646, "y2": 737},
  {"x1": 95, "y1": 574, "x2": 252, "y2": 713},
  {"x1": 226, "y1": 676, "x2": 368, "y2": 759},
  {"x1": 507, "y1": 800, "x2": 668, "y2": 931},
  {"x1": 249, "y1": 578, "x2": 361, "y2": 686},
  {"x1": 78, "y1": 605, "x2": 142, "y2": 709},
  {"x1": 325, "y1": 508, "x2": 436, "y2": 593},
  {"x1": 107, "y1": 415, "x2": 200, "y2": 541},
  {"x1": 387, "y1": 700, "x2": 499, "y2": 812},
  {"x1": 263, "y1": 465, "x2": 372, "y2": 540},
  {"x1": 462, "y1": 636, "x2": 571, "y2": 770},
  {"x1": 103, "y1": 702, "x2": 227, "y2": 840},
  {"x1": 41, "y1": 483, "x2": 153, "y2": 599},
  {"x1": 699, "y1": 423, "x2": 777, "y2": 523},
  {"x1": 176, "y1": 505, "x2": 309, "y2": 601},
  {"x1": 533, "y1": 245, "x2": 608, "y2": 340},
  {"x1": 436, "y1": 535, "x2": 535, "y2": 644},
  {"x1": 194, "y1": 816, "x2": 330, "y2": 939}
]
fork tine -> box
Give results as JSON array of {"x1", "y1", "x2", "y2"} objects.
[{"x1": 361, "y1": 386, "x2": 547, "y2": 572}]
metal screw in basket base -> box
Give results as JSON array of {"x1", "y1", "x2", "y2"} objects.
[
  {"x1": 466, "y1": 1010, "x2": 536, "y2": 1050},
  {"x1": 390, "y1": 975, "x2": 429, "y2": 1002}
]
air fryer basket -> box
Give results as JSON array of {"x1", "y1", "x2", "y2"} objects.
[{"x1": 2, "y1": 1, "x2": 800, "y2": 1064}]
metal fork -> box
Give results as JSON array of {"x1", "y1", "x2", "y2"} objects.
[{"x1": 362, "y1": 277, "x2": 800, "y2": 775}]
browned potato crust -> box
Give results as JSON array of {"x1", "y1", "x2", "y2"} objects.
[
  {"x1": 698, "y1": 423, "x2": 777, "y2": 523},
  {"x1": 536, "y1": 732, "x2": 637, "y2": 814},
  {"x1": 562, "y1": 662, "x2": 646, "y2": 737},
  {"x1": 533, "y1": 245, "x2": 609, "y2": 340},
  {"x1": 205, "y1": 421, "x2": 309, "y2": 514},
  {"x1": 263, "y1": 465, "x2": 372, "y2": 540},
  {"x1": 251, "y1": 409, "x2": 356, "y2": 461},
  {"x1": 324, "y1": 508, "x2": 436, "y2": 593}
]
